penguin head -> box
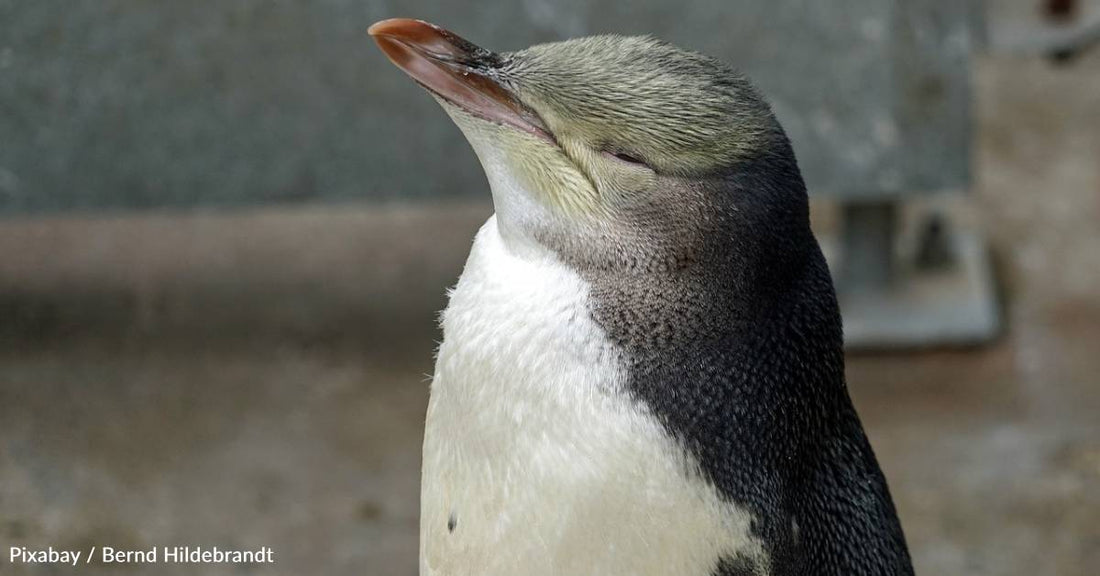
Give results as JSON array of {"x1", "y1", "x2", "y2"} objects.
[{"x1": 371, "y1": 19, "x2": 808, "y2": 272}]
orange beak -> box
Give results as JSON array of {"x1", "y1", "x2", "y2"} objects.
[{"x1": 368, "y1": 18, "x2": 550, "y2": 139}]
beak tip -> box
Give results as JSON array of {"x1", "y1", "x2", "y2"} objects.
[
  {"x1": 366, "y1": 19, "x2": 393, "y2": 37},
  {"x1": 367, "y1": 18, "x2": 431, "y2": 39}
]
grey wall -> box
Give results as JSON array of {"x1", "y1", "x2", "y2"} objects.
[{"x1": 0, "y1": 0, "x2": 977, "y2": 214}]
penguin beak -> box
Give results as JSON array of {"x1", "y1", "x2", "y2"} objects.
[{"x1": 369, "y1": 19, "x2": 550, "y2": 140}]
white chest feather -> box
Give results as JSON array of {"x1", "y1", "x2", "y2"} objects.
[{"x1": 421, "y1": 216, "x2": 766, "y2": 576}]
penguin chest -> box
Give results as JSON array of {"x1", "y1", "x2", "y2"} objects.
[{"x1": 420, "y1": 217, "x2": 766, "y2": 576}]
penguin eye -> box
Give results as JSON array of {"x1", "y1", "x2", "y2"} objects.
[{"x1": 602, "y1": 149, "x2": 649, "y2": 168}]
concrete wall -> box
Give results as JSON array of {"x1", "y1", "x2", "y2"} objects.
[{"x1": 0, "y1": 1, "x2": 976, "y2": 214}]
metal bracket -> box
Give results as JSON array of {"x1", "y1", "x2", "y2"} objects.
[{"x1": 824, "y1": 200, "x2": 1000, "y2": 350}]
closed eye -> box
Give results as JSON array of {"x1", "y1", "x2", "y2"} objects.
[{"x1": 603, "y1": 149, "x2": 649, "y2": 168}]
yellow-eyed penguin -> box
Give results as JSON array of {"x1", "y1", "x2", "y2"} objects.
[{"x1": 369, "y1": 18, "x2": 914, "y2": 576}]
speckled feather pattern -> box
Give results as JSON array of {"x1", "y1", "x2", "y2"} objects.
[{"x1": 507, "y1": 35, "x2": 783, "y2": 175}]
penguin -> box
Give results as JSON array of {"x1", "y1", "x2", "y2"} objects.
[{"x1": 370, "y1": 19, "x2": 914, "y2": 576}]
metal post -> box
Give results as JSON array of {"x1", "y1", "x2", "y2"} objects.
[{"x1": 840, "y1": 201, "x2": 898, "y2": 292}]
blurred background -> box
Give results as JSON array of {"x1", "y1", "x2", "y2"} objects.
[{"x1": 1, "y1": 0, "x2": 1098, "y2": 575}]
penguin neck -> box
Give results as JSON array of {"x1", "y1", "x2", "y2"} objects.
[
  {"x1": 578, "y1": 203, "x2": 913, "y2": 573},
  {"x1": 591, "y1": 232, "x2": 846, "y2": 398}
]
